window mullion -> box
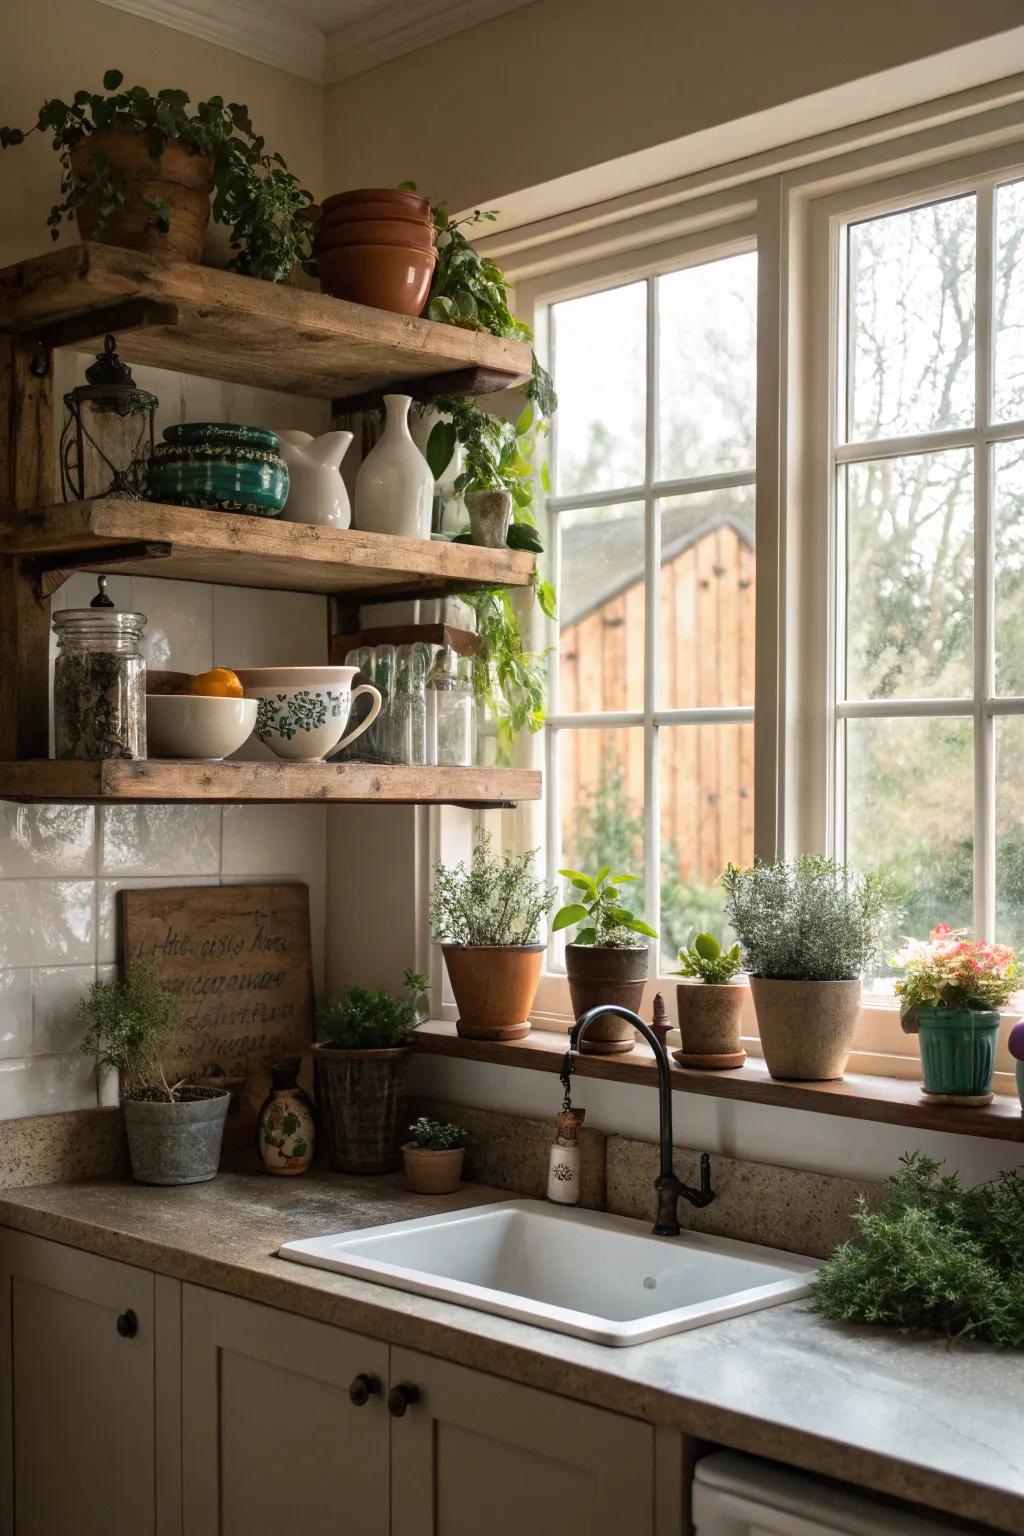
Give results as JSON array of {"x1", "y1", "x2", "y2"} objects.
[
  {"x1": 975, "y1": 181, "x2": 996, "y2": 940},
  {"x1": 643, "y1": 274, "x2": 661, "y2": 943}
]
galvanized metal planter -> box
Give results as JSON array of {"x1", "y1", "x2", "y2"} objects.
[{"x1": 122, "y1": 1087, "x2": 230, "y2": 1185}]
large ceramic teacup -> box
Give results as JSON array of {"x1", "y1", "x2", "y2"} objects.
[{"x1": 236, "y1": 667, "x2": 381, "y2": 761}]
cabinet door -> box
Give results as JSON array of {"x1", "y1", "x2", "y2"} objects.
[
  {"x1": 181, "y1": 1284, "x2": 388, "y2": 1536},
  {"x1": 389, "y1": 1347, "x2": 658, "y2": 1536},
  {"x1": 0, "y1": 1228, "x2": 158, "y2": 1536}
]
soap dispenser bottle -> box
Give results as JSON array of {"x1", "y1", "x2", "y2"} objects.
[{"x1": 547, "y1": 1106, "x2": 585, "y2": 1205}]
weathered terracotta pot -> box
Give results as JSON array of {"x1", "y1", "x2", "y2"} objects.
[
  {"x1": 402, "y1": 1143, "x2": 465, "y2": 1195},
  {"x1": 674, "y1": 980, "x2": 746, "y2": 1066},
  {"x1": 565, "y1": 944, "x2": 649, "y2": 1055},
  {"x1": 442, "y1": 944, "x2": 544, "y2": 1042},
  {"x1": 465, "y1": 489, "x2": 512, "y2": 548},
  {"x1": 317, "y1": 243, "x2": 435, "y2": 315},
  {"x1": 749, "y1": 976, "x2": 861, "y2": 1081},
  {"x1": 71, "y1": 129, "x2": 213, "y2": 261},
  {"x1": 312, "y1": 1043, "x2": 411, "y2": 1173}
]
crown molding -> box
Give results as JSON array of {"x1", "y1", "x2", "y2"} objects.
[{"x1": 324, "y1": 0, "x2": 535, "y2": 83}]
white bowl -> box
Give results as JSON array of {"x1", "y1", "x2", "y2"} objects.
[
  {"x1": 238, "y1": 667, "x2": 381, "y2": 762},
  {"x1": 146, "y1": 694, "x2": 258, "y2": 760}
]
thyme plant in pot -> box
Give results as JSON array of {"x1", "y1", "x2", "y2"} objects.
[
  {"x1": 552, "y1": 865, "x2": 657, "y2": 1055},
  {"x1": 429, "y1": 831, "x2": 554, "y2": 1042},
  {"x1": 402, "y1": 1116, "x2": 469, "y2": 1195},
  {"x1": 671, "y1": 932, "x2": 746, "y2": 1068},
  {"x1": 78, "y1": 963, "x2": 229, "y2": 1185},
  {"x1": 314, "y1": 982, "x2": 422, "y2": 1174},
  {"x1": 894, "y1": 925, "x2": 1019, "y2": 1105},
  {"x1": 722, "y1": 856, "x2": 893, "y2": 1081}
]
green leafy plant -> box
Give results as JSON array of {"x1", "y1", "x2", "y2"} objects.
[
  {"x1": 430, "y1": 831, "x2": 555, "y2": 947},
  {"x1": 317, "y1": 985, "x2": 419, "y2": 1050},
  {"x1": 674, "y1": 932, "x2": 742, "y2": 984},
  {"x1": 407, "y1": 1116, "x2": 468, "y2": 1151},
  {"x1": 403, "y1": 968, "x2": 431, "y2": 1023},
  {"x1": 721, "y1": 856, "x2": 895, "y2": 981},
  {"x1": 78, "y1": 962, "x2": 182, "y2": 1102},
  {"x1": 553, "y1": 865, "x2": 657, "y2": 948},
  {"x1": 811, "y1": 1152, "x2": 1024, "y2": 1347},
  {"x1": 0, "y1": 70, "x2": 316, "y2": 280}
]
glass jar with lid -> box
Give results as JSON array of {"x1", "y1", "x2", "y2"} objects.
[{"x1": 52, "y1": 596, "x2": 148, "y2": 760}]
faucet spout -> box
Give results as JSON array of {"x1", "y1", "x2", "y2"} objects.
[{"x1": 564, "y1": 1004, "x2": 715, "y2": 1237}]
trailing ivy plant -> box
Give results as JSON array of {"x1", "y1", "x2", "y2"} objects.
[{"x1": 0, "y1": 70, "x2": 316, "y2": 280}]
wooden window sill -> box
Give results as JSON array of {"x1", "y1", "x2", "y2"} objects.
[{"x1": 414, "y1": 1021, "x2": 1024, "y2": 1144}]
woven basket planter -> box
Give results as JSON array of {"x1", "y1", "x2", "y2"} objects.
[{"x1": 313, "y1": 1043, "x2": 412, "y2": 1174}]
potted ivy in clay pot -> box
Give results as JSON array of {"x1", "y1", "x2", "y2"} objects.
[
  {"x1": 894, "y1": 925, "x2": 1020, "y2": 1105},
  {"x1": 402, "y1": 1117, "x2": 469, "y2": 1195},
  {"x1": 313, "y1": 978, "x2": 426, "y2": 1174},
  {"x1": 429, "y1": 832, "x2": 554, "y2": 1042},
  {"x1": 552, "y1": 865, "x2": 657, "y2": 1055},
  {"x1": 722, "y1": 856, "x2": 893, "y2": 1082},
  {"x1": 671, "y1": 932, "x2": 747, "y2": 1068},
  {"x1": 78, "y1": 963, "x2": 229, "y2": 1185}
]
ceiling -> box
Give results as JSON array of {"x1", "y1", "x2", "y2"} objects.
[{"x1": 97, "y1": 0, "x2": 537, "y2": 83}]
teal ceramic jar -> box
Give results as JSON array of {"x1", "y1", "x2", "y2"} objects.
[
  {"x1": 147, "y1": 422, "x2": 289, "y2": 516},
  {"x1": 914, "y1": 1005, "x2": 1000, "y2": 1102}
]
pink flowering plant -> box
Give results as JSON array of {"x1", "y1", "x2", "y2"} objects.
[{"x1": 893, "y1": 923, "x2": 1020, "y2": 1027}]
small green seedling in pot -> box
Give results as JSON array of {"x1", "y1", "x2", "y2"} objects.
[
  {"x1": 673, "y1": 932, "x2": 742, "y2": 985},
  {"x1": 552, "y1": 865, "x2": 657, "y2": 948}
]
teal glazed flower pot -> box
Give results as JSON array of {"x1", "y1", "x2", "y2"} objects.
[
  {"x1": 147, "y1": 421, "x2": 289, "y2": 515},
  {"x1": 916, "y1": 1005, "x2": 1000, "y2": 1102}
]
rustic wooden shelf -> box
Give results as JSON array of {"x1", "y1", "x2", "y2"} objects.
[
  {"x1": 0, "y1": 761, "x2": 541, "y2": 806},
  {"x1": 1, "y1": 499, "x2": 535, "y2": 599},
  {"x1": 0, "y1": 244, "x2": 532, "y2": 402}
]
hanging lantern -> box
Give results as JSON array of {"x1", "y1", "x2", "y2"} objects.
[{"x1": 59, "y1": 335, "x2": 157, "y2": 502}]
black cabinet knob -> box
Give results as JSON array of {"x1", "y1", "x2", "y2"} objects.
[
  {"x1": 116, "y1": 1310, "x2": 138, "y2": 1339},
  {"x1": 349, "y1": 1373, "x2": 380, "y2": 1407},
  {"x1": 387, "y1": 1383, "x2": 419, "y2": 1418}
]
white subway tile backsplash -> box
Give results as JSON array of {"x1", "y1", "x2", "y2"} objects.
[
  {"x1": 96, "y1": 876, "x2": 220, "y2": 964},
  {"x1": 99, "y1": 804, "x2": 222, "y2": 877},
  {"x1": 213, "y1": 587, "x2": 327, "y2": 668},
  {"x1": 0, "y1": 881, "x2": 94, "y2": 968},
  {"x1": 0, "y1": 971, "x2": 34, "y2": 1060},
  {"x1": 132, "y1": 576, "x2": 214, "y2": 675},
  {"x1": 0, "y1": 1052, "x2": 97, "y2": 1118},
  {"x1": 32, "y1": 965, "x2": 97, "y2": 1055},
  {"x1": 0, "y1": 804, "x2": 95, "y2": 877},
  {"x1": 221, "y1": 804, "x2": 328, "y2": 990}
]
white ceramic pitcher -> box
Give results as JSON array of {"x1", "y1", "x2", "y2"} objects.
[{"x1": 276, "y1": 430, "x2": 353, "y2": 528}]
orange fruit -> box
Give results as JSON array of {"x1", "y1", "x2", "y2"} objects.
[{"x1": 185, "y1": 667, "x2": 243, "y2": 698}]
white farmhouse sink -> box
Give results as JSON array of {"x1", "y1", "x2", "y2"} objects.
[{"x1": 278, "y1": 1200, "x2": 820, "y2": 1346}]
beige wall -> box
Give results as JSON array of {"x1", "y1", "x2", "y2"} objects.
[{"x1": 324, "y1": 0, "x2": 1024, "y2": 213}]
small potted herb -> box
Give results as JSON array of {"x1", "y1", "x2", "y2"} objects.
[
  {"x1": 314, "y1": 980, "x2": 422, "y2": 1173},
  {"x1": 671, "y1": 932, "x2": 746, "y2": 1067},
  {"x1": 78, "y1": 963, "x2": 229, "y2": 1185},
  {"x1": 894, "y1": 925, "x2": 1019, "y2": 1104},
  {"x1": 429, "y1": 831, "x2": 554, "y2": 1042},
  {"x1": 722, "y1": 857, "x2": 893, "y2": 1081},
  {"x1": 552, "y1": 865, "x2": 656, "y2": 1055},
  {"x1": 402, "y1": 1117, "x2": 468, "y2": 1195}
]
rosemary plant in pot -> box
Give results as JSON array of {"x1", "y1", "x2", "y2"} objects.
[
  {"x1": 402, "y1": 1116, "x2": 469, "y2": 1195},
  {"x1": 314, "y1": 978, "x2": 425, "y2": 1174},
  {"x1": 430, "y1": 832, "x2": 554, "y2": 1042},
  {"x1": 671, "y1": 932, "x2": 746, "y2": 1068},
  {"x1": 552, "y1": 866, "x2": 657, "y2": 1055},
  {"x1": 78, "y1": 963, "x2": 229, "y2": 1185},
  {"x1": 722, "y1": 857, "x2": 893, "y2": 1081},
  {"x1": 895, "y1": 925, "x2": 1019, "y2": 1104}
]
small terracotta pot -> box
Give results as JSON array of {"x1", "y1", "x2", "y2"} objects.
[
  {"x1": 402, "y1": 1143, "x2": 465, "y2": 1195},
  {"x1": 466, "y1": 489, "x2": 513, "y2": 548},
  {"x1": 442, "y1": 944, "x2": 544, "y2": 1042},
  {"x1": 318, "y1": 244, "x2": 436, "y2": 316},
  {"x1": 674, "y1": 980, "x2": 746, "y2": 1066},
  {"x1": 565, "y1": 945, "x2": 649, "y2": 1055},
  {"x1": 312, "y1": 1043, "x2": 411, "y2": 1173},
  {"x1": 749, "y1": 975, "x2": 861, "y2": 1081},
  {"x1": 315, "y1": 218, "x2": 435, "y2": 255},
  {"x1": 71, "y1": 129, "x2": 213, "y2": 261},
  {"x1": 321, "y1": 187, "x2": 431, "y2": 220}
]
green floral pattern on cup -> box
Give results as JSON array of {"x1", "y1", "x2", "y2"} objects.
[{"x1": 256, "y1": 689, "x2": 345, "y2": 742}]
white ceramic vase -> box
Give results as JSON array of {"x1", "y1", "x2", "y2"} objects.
[
  {"x1": 354, "y1": 394, "x2": 433, "y2": 539},
  {"x1": 276, "y1": 430, "x2": 353, "y2": 529}
]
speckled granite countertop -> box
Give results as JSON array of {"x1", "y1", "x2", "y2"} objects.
[{"x1": 0, "y1": 1169, "x2": 1020, "y2": 1534}]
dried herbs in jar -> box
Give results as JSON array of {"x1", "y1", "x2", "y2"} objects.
[{"x1": 53, "y1": 608, "x2": 147, "y2": 759}]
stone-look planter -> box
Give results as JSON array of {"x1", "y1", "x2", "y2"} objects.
[
  {"x1": 122, "y1": 1087, "x2": 229, "y2": 1186},
  {"x1": 442, "y1": 944, "x2": 544, "y2": 1042},
  {"x1": 71, "y1": 129, "x2": 213, "y2": 261},
  {"x1": 313, "y1": 1043, "x2": 412, "y2": 1173},
  {"x1": 565, "y1": 945, "x2": 649, "y2": 1055},
  {"x1": 465, "y1": 489, "x2": 512, "y2": 548},
  {"x1": 673, "y1": 980, "x2": 747, "y2": 1068},
  {"x1": 402, "y1": 1144, "x2": 465, "y2": 1195},
  {"x1": 749, "y1": 976, "x2": 861, "y2": 1081},
  {"x1": 905, "y1": 1005, "x2": 1000, "y2": 1105}
]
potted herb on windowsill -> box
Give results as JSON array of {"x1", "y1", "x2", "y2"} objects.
[
  {"x1": 429, "y1": 831, "x2": 555, "y2": 1042},
  {"x1": 78, "y1": 963, "x2": 229, "y2": 1186},
  {"x1": 722, "y1": 856, "x2": 894, "y2": 1082},
  {"x1": 402, "y1": 1117, "x2": 469, "y2": 1195},
  {"x1": 553, "y1": 866, "x2": 657, "y2": 1055},
  {"x1": 895, "y1": 924, "x2": 1019, "y2": 1105},
  {"x1": 671, "y1": 932, "x2": 746, "y2": 1068},
  {"x1": 314, "y1": 981, "x2": 423, "y2": 1174}
]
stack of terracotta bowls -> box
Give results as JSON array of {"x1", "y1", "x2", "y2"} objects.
[{"x1": 315, "y1": 188, "x2": 436, "y2": 317}]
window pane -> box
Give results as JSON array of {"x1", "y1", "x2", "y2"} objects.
[
  {"x1": 994, "y1": 179, "x2": 1024, "y2": 425},
  {"x1": 846, "y1": 196, "x2": 975, "y2": 442},
  {"x1": 657, "y1": 252, "x2": 757, "y2": 480},
  {"x1": 996, "y1": 715, "x2": 1024, "y2": 948},
  {"x1": 844, "y1": 450, "x2": 973, "y2": 700},
  {"x1": 558, "y1": 501, "x2": 644, "y2": 714},
  {"x1": 658, "y1": 485, "x2": 755, "y2": 708},
  {"x1": 552, "y1": 282, "x2": 646, "y2": 495},
  {"x1": 659, "y1": 723, "x2": 753, "y2": 964},
  {"x1": 846, "y1": 716, "x2": 974, "y2": 967},
  {"x1": 558, "y1": 724, "x2": 646, "y2": 915},
  {"x1": 994, "y1": 439, "x2": 1024, "y2": 696}
]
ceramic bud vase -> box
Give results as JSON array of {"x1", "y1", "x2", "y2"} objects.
[
  {"x1": 256, "y1": 1058, "x2": 316, "y2": 1175},
  {"x1": 354, "y1": 394, "x2": 433, "y2": 539}
]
